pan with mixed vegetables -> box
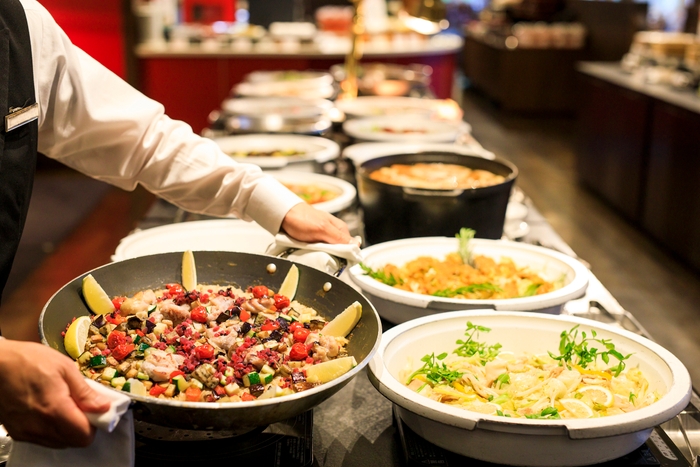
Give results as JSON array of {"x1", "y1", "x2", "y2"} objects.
[{"x1": 62, "y1": 251, "x2": 362, "y2": 403}]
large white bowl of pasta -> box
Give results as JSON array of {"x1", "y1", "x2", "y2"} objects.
[
  {"x1": 368, "y1": 311, "x2": 691, "y2": 466},
  {"x1": 350, "y1": 237, "x2": 590, "y2": 323}
]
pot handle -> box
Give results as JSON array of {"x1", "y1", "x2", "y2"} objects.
[
  {"x1": 276, "y1": 248, "x2": 348, "y2": 277},
  {"x1": 402, "y1": 187, "x2": 464, "y2": 199}
]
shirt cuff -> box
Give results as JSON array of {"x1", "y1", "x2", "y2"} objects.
[{"x1": 244, "y1": 176, "x2": 304, "y2": 234}]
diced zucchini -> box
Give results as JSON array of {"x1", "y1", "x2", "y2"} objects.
[
  {"x1": 164, "y1": 384, "x2": 176, "y2": 398},
  {"x1": 89, "y1": 355, "x2": 107, "y2": 369},
  {"x1": 143, "y1": 347, "x2": 154, "y2": 358},
  {"x1": 243, "y1": 372, "x2": 261, "y2": 387},
  {"x1": 122, "y1": 381, "x2": 131, "y2": 392},
  {"x1": 78, "y1": 351, "x2": 93, "y2": 365},
  {"x1": 299, "y1": 313, "x2": 311, "y2": 323},
  {"x1": 245, "y1": 330, "x2": 255, "y2": 338},
  {"x1": 147, "y1": 304, "x2": 157, "y2": 315},
  {"x1": 172, "y1": 375, "x2": 190, "y2": 392},
  {"x1": 260, "y1": 364, "x2": 274, "y2": 375},
  {"x1": 189, "y1": 378, "x2": 204, "y2": 390},
  {"x1": 165, "y1": 345, "x2": 177, "y2": 354},
  {"x1": 224, "y1": 367, "x2": 234, "y2": 378},
  {"x1": 101, "y1": 367, "x2": 118, "y2": 381},
  {"x1": 262, "y1": 373, "x2": 274, "y2": 384},
  {"x1": 111, "y1": 376, "x2": 126, "y2": 388},
  {"x1": 279, "y1": 313, "x2": 293, "y2": 322},
  {"x1": 133, "y1": 335, "x2": 141, "y2": 345},
  {"x1": 136, "y1": 372, "x2": 150, "y2": 380}
]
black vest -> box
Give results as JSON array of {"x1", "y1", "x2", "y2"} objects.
[{"x1": 0, "y1": 0, "x2": 38, "y2": 305}]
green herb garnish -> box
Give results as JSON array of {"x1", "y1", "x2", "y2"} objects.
[
  {"x1": 406, "y1": 352, "x2": 463, "y2": 386},
  {"x1": 432, "y1": 283, "x2": 502, "y2": 298},
  {"x1": 457, "y1": 227, "x2": 476, "y2": 265},
  {"x1": 525, "y1": 407, "x2": 561, "y2": 419},
  {"x1": 548, "y1": 325, "x2": 632, "y2": 377},
  {"x1": 523, "y1": 283, "x2": 542, "y2": 297},
  {"x1": 359, "y1": 262, "x2": 402, "y2": 286},
  {"x1": 629, "y1": 392, "x2": 636, "y2": 403},
  {"x1": 453, "y1": 321, "x2": 502, "y2": 364},
  {"x1": 496, "y1": 409, "x2": 511, "y2": 418},
  {"x1": 495, "y1": 373, "x2": 510, "y2": 388}
]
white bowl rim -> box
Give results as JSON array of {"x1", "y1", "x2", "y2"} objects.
[
  {"x1": 369, "y1": 310, "x2": 692, "y2": 439},
  {"x1": 270, "y1": 170, "x2": 357, "y2": 213},
  {"x1": 350, "y1": 237, "x2": 591, "y2": 311},
  {"x1": 342, "y1": 142, "x2": 496, "y2": 167}
]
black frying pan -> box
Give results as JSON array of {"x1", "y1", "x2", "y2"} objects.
[{"x1": 39, "y1": 251, "x2": 381, "y2": 434}]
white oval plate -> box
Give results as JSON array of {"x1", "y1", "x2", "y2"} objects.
[
  {"x1": 112, "y1": 219, "x2": 274, "y2": 262},
  {"x1": 271, "y1": 171, "x2": 356, "y2": 213},
  {"x1": 343, "y1": 115, "x2": 468, "y2": 143},
  {"x1": 221, "y1": 97, "x2": 334, "y2": 118},
  {"x1": 211, "y1": 134, "x2": 340, "y2": 169},
  {"x1": 336, "y1": 96, "x2": 457, "y2": 119}
]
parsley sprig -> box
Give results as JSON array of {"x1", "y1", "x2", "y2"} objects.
[
  {"x1": 359, "y1": 263, "x2": 403, "y2": 287},
  {"x1": 548, "y1": 325, "x2": 632, "y2": 377},
  {"x1": 432, "y1": 283, "x2": 502, "y2": 298},
  {"x1": 406, "y1": 352, "x2": 464, "y2": 386},
  {"x1": 453, "y1": 321, "x2": 502, "y2": 364}
]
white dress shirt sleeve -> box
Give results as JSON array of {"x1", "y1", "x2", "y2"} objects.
[{"x1": 20, "y1": 0, "x2": 303, "y2": 234}]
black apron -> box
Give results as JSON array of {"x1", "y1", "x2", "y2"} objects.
[{"x1": 0, "y1": 0, "x2": 38, "y2": 308}]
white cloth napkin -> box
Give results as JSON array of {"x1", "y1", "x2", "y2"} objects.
[
  {"x1": 265, "y1": 234, "x2": 363, "y2": 275},
  {"x1": 8, "y1": 379, "x2": 134, "y2": 467}
]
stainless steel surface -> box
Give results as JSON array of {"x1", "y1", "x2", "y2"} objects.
[{"x1": 0, "y1": 425, "x2": 10, "y2": 466}]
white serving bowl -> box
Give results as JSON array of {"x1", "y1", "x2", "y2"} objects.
[
  {"x1": 211, "y1": 134, "x2": 339, "y2": 171},
  {"x1": 369, "y1": 310, "x2": 692, "y2": 466},
  {"x1": 112, "y1": 219, "x2": 273, "y2": 262},
  {"x1": 342, "y1": 142, "x2": 495, "y2": 167},
  {"x1": 350, "y1": 237, "x2": 590, "y2": 323},
  {"x1": 270, "y1": 171, "x2": 356, "y2": 213}
]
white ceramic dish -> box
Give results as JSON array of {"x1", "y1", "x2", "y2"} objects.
[
  {"x1": 112, "y1": 219, "x2": 273, "y2": 262},
  {"x1": 212, "y1": 134, "x2": 339, "y2": 170},
  {"x1": 271, "y1": 171, "x2": 356, "y2": 213},
  {"x1": 368, "y1": 310, "x2": 692, "y2": 466},
  {"x1": 342, "y1": 115, "x2": 469, "y2": 143},
  {"x1": 220, "y1": 97, "x2": 334, "y2": 119},
  {"x1": 350, "y1": 237, "x2": 590, "y2": 323},
  {"x1": 336, "y1": 96, "x2": 459, "y2": 119},
  {"x1": 342, "y1": 142, "x2": 495, "y2": 167}
]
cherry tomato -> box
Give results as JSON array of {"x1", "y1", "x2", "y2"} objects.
[
  {"x1": 166, "y1": 283, "x2": 184, "y2": 294},
  {"x1": 239, "y1": 309, "x2": 251, "y2": 323},
  {"x1": 107, "y1": 330, "x2": 127, "y2": 349},
  {"x1": 289, "y1": 342, "x2": 308, "y2": 361},
  {"x1": 273, "y1": 294, "x2": 290, "y2": 310},
  {"x1": 293, "y1": 327, "x2": 311, "y2": 343},
  {"x1": 214, "y1": 386, "x2": 226, "y2": 397},
  {"x1": 194, "y1": 344, "x2": 215, "y2": 360},
  {"x1": 261, "y1": 320, "x2": 279, "y2": 332},
  {"x1": 111, "y1": 296, "x2": 127, "y2": 311},
  {"x1": 105, "y1": 313, "x2": 125, "y2": 325},
  {"x1": 111, "y1": 343, "x2": 135, "y2": 361},
  {"x1": 251, "y1": 285, "x2": 268, "y2": 299},
  {"x1": 289, "y1": 321, "x2": 304, "y2": 332},
  {"x1": 191, "y1": 305, "x2": 208, "y2": 323},
  {"x1": 200, "y1": 293, "x2": 209, "y2": 304},
  {"x1": 149, "y1": 385, "x2": 167, "y2": 396},
  {"x1": 184, "y1": 386, "x2": 202, "y2": 402}
]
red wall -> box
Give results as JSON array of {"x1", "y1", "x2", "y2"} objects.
[{"x1": 39, "y1": 0, "x2": 126, "y2": 78}]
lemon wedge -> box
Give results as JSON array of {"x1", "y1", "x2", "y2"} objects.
[
  {"x1": 278, "y1": 264, "x2": 299, "y2": 299},
  {"x1": 305, "y1": 356, "x2": 357, "y2": 384},
  {"x1": 182, "y1": 250, "x2": 197, "y2": 292},
  {"x1": 82, "y1": 274, "x2": 115, "y2": 315},
  {"x1": 559, "y1": 398, "x2": 594, "y2": 418},
  {"x1": 576, "y1": 385, "x2": 613, "y2": 407},
  {"x1": 321, "y1": 301, "x2": 362, "y2": 338},
  {"x1": 64, "y1": 316, "x2": 91, "y2": 359}
]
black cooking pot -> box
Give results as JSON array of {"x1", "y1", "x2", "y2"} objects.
[
  {"x1": 39, "y1": 251, "x2": 381, "y2": 436},
  {"x1": 357, "y1": 153, "x2": 518, "y2": 245}
]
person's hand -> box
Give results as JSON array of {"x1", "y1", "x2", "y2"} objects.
[
  {"x1": 0, "y1": 338, "x2": 111, "y2": 448},
  {"x1": 281, "y1": 203, "x2": 354, "y2": 245}
]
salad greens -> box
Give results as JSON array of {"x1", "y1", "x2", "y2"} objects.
[
  {"x1": 359, "y1": 263, "x2": 402, "y2": 287},
  {"x1": 406, "y1": 352, "x2": 464, "y2": 386},
  {"x1": 431, "y1": 283, "x2": 502, "y2": 298},
  {"x1": 548, "y1": 325, "x2": 632, "y2": 377},
  {"x1": 453, "y1": 321, "x2": 502, "y2": 364}
]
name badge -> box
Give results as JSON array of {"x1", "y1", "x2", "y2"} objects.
[{"x1": 5, "y1": 103, "x2": 39, "y2": 132}]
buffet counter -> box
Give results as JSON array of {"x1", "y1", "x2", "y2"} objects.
[
  {"x1": 135, "y1": 35, "x2": 463, "y2": 134},
  {"x1": 576, "y1": 61, "x2": 700, "y2": 273},
  {"x1": 129, "y1": 191, "x2": 700, "y2": 467}
]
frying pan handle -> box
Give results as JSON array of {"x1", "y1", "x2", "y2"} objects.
[
  {"x1": 402, "y1": 187, "x2": 464, "y2": 199},
  {"x1": 276, "y1": 248, "x2": 348, "y2": 277}
]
